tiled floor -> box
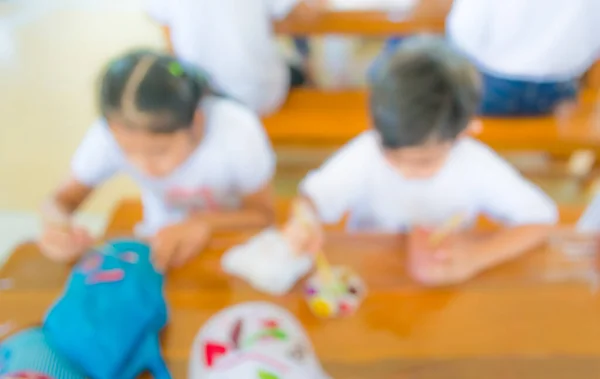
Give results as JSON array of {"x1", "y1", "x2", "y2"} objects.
[{"x1": 0, "y1": 0, "x2": 593, "y2": 266}]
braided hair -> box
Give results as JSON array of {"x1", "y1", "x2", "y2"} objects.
[{"x1": 99, "y1": 50, "x2": 214, "y2": 134}]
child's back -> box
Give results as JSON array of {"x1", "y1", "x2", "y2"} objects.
[
  {"x1": 146, "y1": 0, "x2": 306, "y2": 115},
  {"x1": 447, "y1": 0, "x2": 600, "y2": 115},
  {"x1": 448, "y1": 0, "x2": 600, "y2": 80}
]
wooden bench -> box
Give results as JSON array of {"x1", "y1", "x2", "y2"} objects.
[
  {"x1": 1, "y1": 200, "x2": 596, "y2": 379},
  {"x1": 263, "y1": 88, "x2": 600, "y2": 157},
  {"x1": 274, "y1": 0, "x2": 451, "y2": 36},
  {"x1": 161, "y1": 0, "x2": 450, "y2": 53}
]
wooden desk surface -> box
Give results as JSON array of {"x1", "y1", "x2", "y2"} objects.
[
  {"x1": 274, "y1": 0, "x2": 452, "y2": 35},
  {"x1": 2, "y1": 201, "x2": 600, "y2": 378}
]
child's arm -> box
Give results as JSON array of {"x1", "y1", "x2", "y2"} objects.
[
  {"x1": 161, "y1": 26, "x2": 173, "y2": 54},
  {"x1": 40, "y1": 122, "x2": 120, "y2": 262},
  {"x1": 282, "y1": 136, "x2": 372, "y2": 254},
  {"x1": 410, "y1": 224, "x2": 552, "y2": 286},
  {"x1": 150, "y1": 183, "x2": 275, "y2": 271},
  {"x1": 282, "y1": 195, "x2": 324, "y2": 254},
  {"x1": 192, "y1": 183, "x2": 276, "y2": 231},
  {"x1": 412, "y1": 147, "x2": 558, "y2": 285},
  {"x1": 144, "y1": 0, "x2": 173, "y2": 52},
  {"x1": 39, "y1": 177, "x2": 95, "y2": 262},
  {"x1": 468, "y1": 225, "x2": 552, "y2": 269}
]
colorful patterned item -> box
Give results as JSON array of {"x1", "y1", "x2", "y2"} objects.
[
  {"x1": 0, "y1": 328, "x2": 84, "y2": 379},
  {"x1": 189, "y1": 302, "x2": 330, "y2": 379},
  {"x1": 43, "y1": 239, "x2": 171, "y2": 379},
  {"x1": 304, "y1": 266, "x2": 366, "y2": 319}
]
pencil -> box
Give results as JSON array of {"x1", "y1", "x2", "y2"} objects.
[
  {"x1": 428, "y1": 214, "x2": 465, "y2": 246},
  {"x1": 292, "y1": 200, "x2": 335, "y2": 284}
]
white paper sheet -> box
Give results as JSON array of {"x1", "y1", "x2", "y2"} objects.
[{"x1": 222, "y1": 228, "x2": 314, "y2": 295}]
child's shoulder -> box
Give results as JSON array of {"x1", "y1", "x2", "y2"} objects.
[
  {"x1": 83, "y1": 118, "x2": 118, "y2": 146},
  {"x1": 341, "y1": 131, "x2": 380, "y2": 154},
  {"x1": 455, "y1": 137, "x2": 502, "y2": 160},
  {"x1": 329, "y1": 131, "x2": 380, "y2": 162},
  {"x1": 452, "y1": 137, "x2": 515, "y2": 173},
  {"x1": 204, "y1": 96, "x2": 263, "y2": 134}
]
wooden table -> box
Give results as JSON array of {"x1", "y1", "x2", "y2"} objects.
[
  {"x1": 274, "y1": 0, "x2": 452, "y2": 36},
  {"x1": 2, "y1": 201, "x2": 600, "y2": 378}
]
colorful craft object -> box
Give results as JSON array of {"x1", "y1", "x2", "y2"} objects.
[
  {"x1": 304, "y1": 266, "x2": 366, "y2": 318},
  {"x1": 189, "y1": 302, "x2": 330, "y2": 379},
  {"x1": 0, "y1": 327, "x2": 85, "y2": 379},
  {"x1": 43, "y1": 239, "x2": 171, "y2": 379}
]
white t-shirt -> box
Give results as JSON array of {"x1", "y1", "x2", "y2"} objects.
[
  {"x1": 447, "y1": 0, "x2": 600, "y2": 81},
  {"x1": 301, "y1": 132, "x2": 558, "y2": 232},
  {"x1": 577, "y1": 193, "x2": 600, "y2": 232},
  {"x1": 145, "y1": 0, "x2": 300, "y2": 115},
  {"x1": 71, "y1": 97, "x2": 276, "y2": 236}
]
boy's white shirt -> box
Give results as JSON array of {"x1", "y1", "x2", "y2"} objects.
[
  {"x1": 145, "y1": 0, "x2": 300, "y2": 115},
  {"x1": 301, "y1": 131, "x2": 558, "y2": 232},
  {"x1": 577, "y1": 194, "x2": 600, "y2": 232},
  {"x1": 71, "y1": 97, "x2": 276, "y2": 236},
  {"x1": 447, "y1": 0, "x2": 600, "y2": 81}
]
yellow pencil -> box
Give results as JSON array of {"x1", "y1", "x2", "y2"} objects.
[
  {"x1": 292, "y1": 200, "x2": 335, "y2": 284},
  {"x1": 429, "y1": 214, "x2": 465, "y2": 246},
  {"x1": 315, "y1": 251, "x2": 334, "y2": 283}
]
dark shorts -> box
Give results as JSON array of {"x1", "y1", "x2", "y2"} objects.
[
  {"x1": 289, "y1": 37, "x2": 310, "y2": 88},
  {"x1": 368, "y1": 37, "x2": 404, "y2": 82},
  {"x1": 479, "y1": 73, "x2": 578, "y2": 116},
  {"x1": 289, "y1": 65, "x2": 307, "y2": 88},
  {"x1": 368, "y1": 37, "x2": 579, "y2": 116}
]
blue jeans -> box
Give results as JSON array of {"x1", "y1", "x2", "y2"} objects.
[
  {"x1": 480, "y1": 74, "x2": 578, "y2": 116},
  {"x1": 293, "y1": 37, "x2": 311, "y2": 57},
  {"x1": 368, "y1": 37, "x2": 404, "y2": 82},
  {"x1": 369, "y1": 38, "x2": 578, "y2": 116}
]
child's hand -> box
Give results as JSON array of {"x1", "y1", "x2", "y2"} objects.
[
  {"x1": 283, "y1": 197, "x2": 323, "y2": 255},
  {"x1": 39, "y1": 223, "x2": 93, "y2": 263},
  {"x1": 407, "y1": 227, "x2": 480, "y2": 286},
  {"x1": 282, "y1": 218, "x2": 323, "y2": 255},
  {"x1": 151, "y1": 219, "x2": 211, "y2": 272}
]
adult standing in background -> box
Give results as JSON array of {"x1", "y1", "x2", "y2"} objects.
[
  {"x1": 145, "y1": 0, "x2": 326, "y2": 116},
  {"x1": 447, "y1": 0, "x2": 600, "y2": 116}
]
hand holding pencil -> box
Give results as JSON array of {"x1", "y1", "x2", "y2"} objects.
[
  {"x1": 407, "y1": 214, "x2": 480, "y2": 285},
  {"x1": 428, "y1": 214, "x2": 466, "y2": 248},
  {"x1": 282, "y1": 198, "x2": 324, "y2": 255},
  {"x1": 39, "y1": 203, "x2": 93, "y2": 263}
]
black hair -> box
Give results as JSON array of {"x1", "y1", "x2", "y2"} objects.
[
  {"x1": 370, "y1": 35, "x2": 482, "y2": 149},
  {"x1": 99, "y1": 50, "x2": 213, "y2": 133}
]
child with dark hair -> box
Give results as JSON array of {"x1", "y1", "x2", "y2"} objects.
[
  {"x1": 145, "y1": 0, "x2": 326, "y2": 116},
  {"x1": 39, "y1": 50, "x2": 276, "y2": 271},
  {"x1": 284, "y1": 35, "x2": 558, "y2": 285}
]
